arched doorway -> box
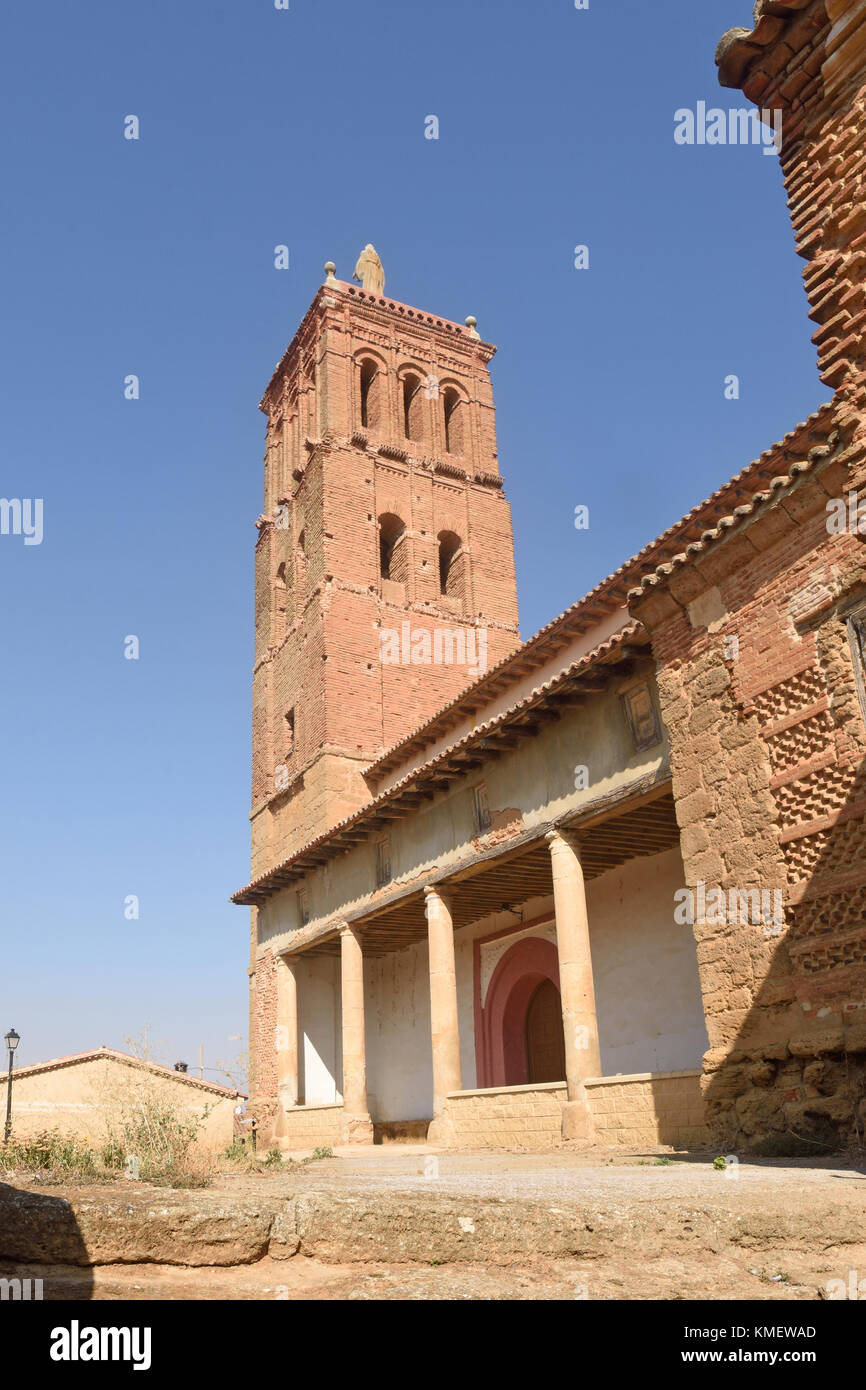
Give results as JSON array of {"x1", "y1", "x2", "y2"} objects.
[
  {"x1": 478, "y1": 935, "x2": 565, "y2": 1088},
  {"x1": 525, "y1": 979, "x2": 566, "y2": 1084}
]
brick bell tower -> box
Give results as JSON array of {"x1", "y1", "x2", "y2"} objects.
[{"x1": 250, "y1": 253, "x2": 520, "y2": 880}]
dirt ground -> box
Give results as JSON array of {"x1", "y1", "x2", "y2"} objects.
[{"x1": 4, "y1": 1145, "x2": 866, "y2": 1300}]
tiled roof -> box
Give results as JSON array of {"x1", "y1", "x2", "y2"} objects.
[
  {"x1": 10, "y1": 1047, "x2": 246, "y2": 1098},
  {"x1": 716, "y1": 0, "x2": 814, "y2": 89},
  {"x1": 365, "y1": 404, "x2": 835, "y2": 782},
  {"x1": 630, "y1": 410, "x2": 838, "y2": 601}
]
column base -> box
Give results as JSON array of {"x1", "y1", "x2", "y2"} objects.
[
  {"x1": 341, "y1": 1112, "x2": 374, "y2": 1144},
  {"x1": 426, "y1": 1111, "x2": 455, "y2": 1146},
  {"x1": 561, "y1": 1099, "x2": 595, "y2": 1143},
  {"x1": 274, "y1": 1091, "x2": 298, "y2": 1141}
]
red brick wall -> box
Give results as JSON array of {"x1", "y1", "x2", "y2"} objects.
[{"x1": 247, "y1": 283, "x2": 521, "y2": 1106}]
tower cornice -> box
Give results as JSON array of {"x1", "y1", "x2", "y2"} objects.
[{"x1": 260, "y1": 279, "x2": 495, "y2": 414}]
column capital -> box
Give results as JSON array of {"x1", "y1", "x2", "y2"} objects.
[
  {"x1": 424, "y1": 882, "x2": 452, "y2": 905},
  {"x1": 546, "y1": 827, "x2": 582, "y2": 856}
]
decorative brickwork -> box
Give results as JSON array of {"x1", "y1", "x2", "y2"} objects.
[
  {"x1": 250, "y1": 283, "x2": 520, "y2": 877},
  {"x1": 627, "y1": 0, "x2": 866, "y2": 1152},
  {"x1": 247, "y1": 283, "x2": 520, "y2": 1116},
  {"x1": 241, "y1": 7, "x2": 866, "y2": 1152}
]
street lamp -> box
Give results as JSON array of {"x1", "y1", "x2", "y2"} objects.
[{"x1": 4, "y1": 1028, "x2": 20, "y2": 1146}]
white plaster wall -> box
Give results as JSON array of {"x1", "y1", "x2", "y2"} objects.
[
  {"x1": 587, "y1": 847, "x2": 709, "y2": 1076},
  {"x1": 361, "y1": 851, "x2": 707, "y2": 1121},
  {"x1": 298, "y1": 956, "x2": 342, "y2": 1105},
  {"x1": 364, "y1": 940, "x2": 433, "y2": 1122}
]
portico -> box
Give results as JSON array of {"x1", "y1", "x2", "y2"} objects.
[{"x1": 267, "y1": 786, "x2": 709, "y2": 1150}]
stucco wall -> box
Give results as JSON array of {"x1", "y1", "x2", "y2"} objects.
[
  {"x1": 588, "y1": 847, "x2": 710, "y2": 1076},
  {"x1": 7, "y1": 1056, "x2": 239, "y2": 1153}
]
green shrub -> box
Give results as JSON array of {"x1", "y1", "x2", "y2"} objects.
[
  {"x1": 103, "y1": 1094, "x2": 207, "y2": 1186},
  {"x1": 1, "y1": 1128, "x2": 102, "y2": 1181}
]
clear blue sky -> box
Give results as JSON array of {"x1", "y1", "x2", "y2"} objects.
[{"x1": 0, "y1": 0, "x2": 825, "y2": 1087}]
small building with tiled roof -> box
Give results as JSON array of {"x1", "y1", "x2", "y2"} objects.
[
  {"x1": 6, "y1": 1048, "x2": 246, "y2": 1153},
  {"x1": 236, "y1": 1, "x2": 866, "y2": 1155}
]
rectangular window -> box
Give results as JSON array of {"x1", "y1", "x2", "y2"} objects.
[
  {"x1": 376, "y1": 838, "x2": 392, "y2": 888},
  {"x1": 473, "y1": 784, "x2": 492, "y2": 834},
  {"x1": 621, "y1": 680, "x2": 663, "y2": 752},
  {"x1": 285, "y1": 708, "x2": 295, "y2": 754},
  {"x1": 297, "y1": 888, "x2": 309, "y2": 926}
]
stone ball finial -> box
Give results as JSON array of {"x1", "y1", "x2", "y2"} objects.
[
  {"x1": 324, "y1": 261, "x2": 337, "y2": 285},
  {"x1": 465, "y1": 315, "x2": 480, "y2": 339}
]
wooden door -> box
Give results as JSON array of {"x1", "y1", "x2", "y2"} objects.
[{"x1": 525, "y1": 979, "x2": 566, "y2": 1084}]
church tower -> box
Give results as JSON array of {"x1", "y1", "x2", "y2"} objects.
[{"x1": 250, "y1": 255, "x2": 520, "y2": 879}]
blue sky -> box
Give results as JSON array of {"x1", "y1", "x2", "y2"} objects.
[{"x1": 0, "y1": 0, "x2": 826, "y2": 1086}]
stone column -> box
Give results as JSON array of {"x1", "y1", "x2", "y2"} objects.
[
  {"x1": 546, "y1": 829, "x2": 602, "y2": 1141},
  {"x1": 275, "y1": 954, "x2": 299, "y2": 1133},
  {"x1": 340, "y1": 924, "x2": 373, "y2": 1143},
  {"x1": 425, "y1": 885, "x2": 462, "y2": 1142}
]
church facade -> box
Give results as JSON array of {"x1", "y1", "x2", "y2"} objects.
[{"x1": 234, "y1": 0, "x2": 866, "y2": 1154}]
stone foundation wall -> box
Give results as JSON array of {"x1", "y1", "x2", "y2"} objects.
[
  {"x1": 444, "y1": 1083, "x2": 567, "y2": 1149},
  {"x1": 442, "y1": 1071, "x2": 708, "y2": 1150},
  {"x1": 278, "y1": 1103, "x2": 344, "y2": 1151},
  {"x1": 585, "y1": 1070, "x2": 708, "y2": 1148}
]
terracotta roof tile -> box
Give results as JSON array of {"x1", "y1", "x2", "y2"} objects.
[{"x1": 365, "y1": 404, "x2": 834, "y2": 781}]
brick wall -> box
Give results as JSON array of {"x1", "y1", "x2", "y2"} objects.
[
  {"x1": 248, "y1": 282, "x2": 522, "y2": 1109},
  {"x1": 625, "y1": 0, "x2": 866, "y2": 1151},
  {"x1": 251, "y1": 282, "x2": 520, "y2": 865},
  {"x1": 443, "y1": 1083, "x2": 568, "y2": 1149}
]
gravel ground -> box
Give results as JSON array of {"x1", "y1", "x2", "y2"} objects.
[{"x1": 213, "y1": 1145, "x2": 866, "y2": 1206}]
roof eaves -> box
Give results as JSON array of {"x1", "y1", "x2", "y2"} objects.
[
  {"x1": 629, "y1": 424, "x2": 840, "y2": 601},
  {"x1": 231, "y1": 624, "x2": 647, "y2": 906},
  {"x1": 11, "y1": 1048, "x2": 246, "y2": 1098},
  {"x1": 365, "y1": 404, "x2": 834, "y2": 781}
]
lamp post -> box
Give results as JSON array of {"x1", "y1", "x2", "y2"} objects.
[{"x1": 4, "y1": 1028, "x2": 20, "y2": 1145}]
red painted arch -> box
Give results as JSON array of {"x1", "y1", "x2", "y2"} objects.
[{"x1": 478, "y1": 936, "x2": 561, "y2": 1089}]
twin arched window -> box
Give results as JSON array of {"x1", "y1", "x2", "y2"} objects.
[{"x1": 378, "y1": 516, "x2": 463, "y2": 599}]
